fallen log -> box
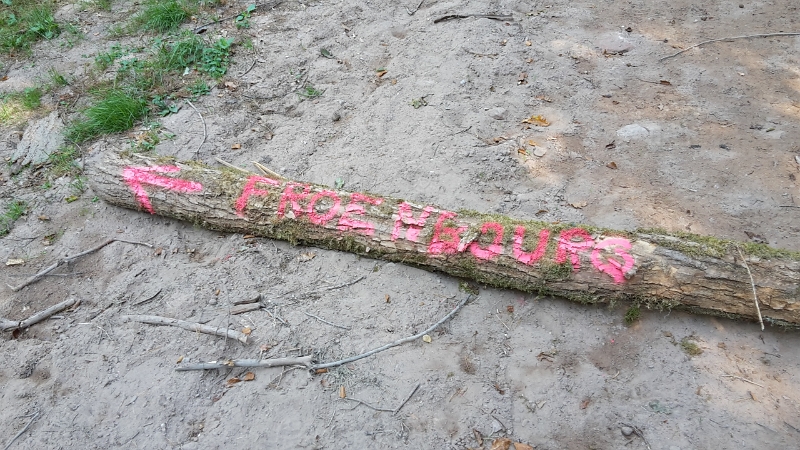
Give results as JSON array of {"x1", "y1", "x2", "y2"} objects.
[{"x1": 87, "y1": 152, "x2": 800, "y2": 326}]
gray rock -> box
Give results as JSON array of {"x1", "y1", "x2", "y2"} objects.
[
  {"x1": 12, "y1": 111, "x2": 65, "y2": 166},
  {"x1": 621, "y1": 426, "x2": 634, "y2": 436},
  {"x1": 488, "y1": 107, "x2": 507, "y2": 120}
]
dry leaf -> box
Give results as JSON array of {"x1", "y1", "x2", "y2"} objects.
[
  {"x1": 527, "y1": 139, "x2": 538, "y2": 147},
  {"x1": 570, "y1": 201, "x2": 588, "y2": 209},
  {"x1": 224, "y1": 81, "x2": 238, "y2": 90},
  {"x1": 506, "y1": 305, "x2": 514, "y2": 313},
  {"x1": 490, "y1": 437, "x2": 512, "y2": 450},
  {"x1": 522, "y1": 115, "x2": 550, "y2": 127},
  {"x1": 580, "y1": 398, "x2": 591, "y2": 409},
  {"x1": 243, "y1": 234, "x2": 255, "y2": 239},
  {"x1": 385, "y1": 294, "x2": 391, "y2": 303},
  {"x1": 473, "y1": 429, "x2": 483, "y2": 446},
  {"x1": 659, "y1": 80, "x2": 672, "y2": 85},
  {"x1": 339, "y1": 386, "x2": 346, "y2": 398},
  {"x1": 243, "y1": 372, "x2": 255, "y2": 381},
  {"x1": 606, "y1": 161, "x2": 618, "y2": 169},
  {"x1": 176, "y1": 355, "x2": 184, "y2": 363},
  {"x1": 6, "y1": 258, "x2": 24, "y2": 266},
  {"x1": 242, "y1": 327, "x2": 252, "y2": 335},
  {"x1": 37, "y1": 215, "x2": 50, "y2": 221},
  {"x1": 535, "y1": 95, "x2": 552, "y2": 102},
  {"x1": 215, "y1": 289, "x2": 220, "y2": 296},
  {"x1": 320, "y1": 379, "x2": 329, "y2": 387},
  {"x1": 517, "y1": 148, "x2": 528, "y2": 156},
  {"x1": 231, "y1": 143, "x2": 242, "y2": 149},
  {"x1": 227, "y1": 377, "x2": 242, "y2": 385},
  {"x1": 299, "y1": 252, "x2": 316, "y2": 262},
  {"x1": 315, "y1": 368, "x2": 328, "y2": 374},
  {"x1": 525, "y1": 41, "x2": 532, "y2": 46},
  {"x1": 517, "y1": 72, "x2": 528, "y2": 85},
  {"x1": 535, "y1": 209, "x2": 548, "y2": 216},
  {"x1": 422, "y1": 334, "x2": 432, "y2": 343},
  {"x1": 514, "y1": 443, "x2": 534, "y2": 450},
  {"x1": 605, "y1": 140, "x2": 616, "y2": 149},
  {"x1": 376, "y1": 70, "x2": 388, "y2": 77},
  {"x1": 155, "y1": 247, "x2": 163, "y2": 256}
]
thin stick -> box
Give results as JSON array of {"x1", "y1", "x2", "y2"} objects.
[
  {"x1": 736, "y1": 246, "x2": 764, "y2": 331},
  {"x1": 4, "y1": 410, "x2": 40, "y2": 450},
  {"x1": 393, "y1": 383, "x2": 420, "y2": 415},
  {"x1": 8, "y1": 239, "x2": 152, "y2": 292},
  {"x1": 215, "y1": 157, "x2": 250, "y2": 173},
  {"x1": 303, "y1": 311, "x2": 350, "y2": 330},
  {"x1": 311, "y1": 294, "x2": 474, "y2": 370},
  {"x1": 185, "y1": 100, "x2": 206, "y2": 160},
  {"x1": 240, "y1": 58, "x2": 259, "y2": 76},
  {"x1": 344, "y1": 397, "x2": 395, "y2": 412},
  {"x1": 192, "y1": 0, "x2": 284, "y2": 32},
  {"x1": 175, "y1": 355, "x2": 313, "y2": 371},
  {"x1": 123, "y1": 315, "x2": 248, "y2": 343},
  {"x1": 433, "y1": 14, "x2": 513, "y2": 24},
  {"x1": 252, "y1": 161, "x2": 285, "y2": 180},
  {"x1": 0, "y1": 298, "x2": 78, "y2": 332},
  {"x1": 722, "y1": 373, "x2": 765, "y2": 388},
  {"x1": 405, "y1": 0, "x2": 424, "y2": 15},
  {"x1": 660, "y1": 32, "x2": 800, "y2": 62}
]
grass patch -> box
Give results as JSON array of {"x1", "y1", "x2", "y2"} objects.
[
  {"x1": 0, "y1": 86, "x2": 43, "y2": 124},
  {"x1": 133, "y1": 0, "x2": 190, "y2": 33},
  {"x1": 66, "y1": 90, "x2": 148, "y2": 142},
  {"x1": 0, "y1": 2, "x2": 60, "y2": 53},
  {"x1": 48, "y1": 68, "x2": 69, "y2": 87},
  {"x1": 19, "y1": 87, "x2": 41, "y2": 109},
  {"x1": 680, "y1": 337, "x2": 703, "y2": 356},
  {"x1": 623, "y1": 305, "x2": 641, "y2": 325},
  {"x1": 47, "y1": 145, "x2": 82, "y2": 177},
  {"x1": 0, "y1": 200, "x2": 27, "y2": 236}
]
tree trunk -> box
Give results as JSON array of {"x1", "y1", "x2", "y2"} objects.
[{"x1": 87, "y1": 152, "x2": 800, "y2": 326}]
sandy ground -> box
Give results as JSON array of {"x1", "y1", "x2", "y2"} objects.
[{"x1": 2, "y1": 0, "x2": 800, "y2": 448}]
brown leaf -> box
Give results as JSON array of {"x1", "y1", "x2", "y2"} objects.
[
  {"x1": 376, "y1": 70, "x2": 388, "y2": 77},
  {"x1": 339, "y1": 386, "x2": 346, "y2": 398},
  {"x1": 315, "y1": 368, "x2": 328, "y2": 374},
  {"x1": 517, "y1": 72, "x2": 528, "y2": 85},
  {"x1": 37, "y1": 215, "x2": 50, "y2": 221},
  {"x1": 490, "y1": 437, "x2": 512, "y2": 450},
  {"x1": 231, "y1": 143, "x2": 242, "y2": 149},
  {"x1": 606, "y1": 161, "x2": 618, "y2": 169},
  {"x1": 535, "y1": 209, "x2": 548, "y2": 216},
  {"x1": 605, "y1": 140, "x2": 616, "y2": 149},
  {"x1": 570, "y1": 201, "x2": 588, "y2": 209},
  {"x1": 385, "y1": 294, "x2": 391, "y2": 303},
  {"x1": 227, "y1": 377, "x2": 242, "y2": 385},
  {"x1": 176, "y1": 355, "x2": 184, "y2": 363},
  {"x1": 243, "y1": 234, "x2": 255, "y2": 239},
  {"x1": 155, "y1": 247, "x2": 163, "y2": 255},
  {"x1": 659, "y1": 80, "x2": 672, "y2": 85},
  {"x1": 514, "y1": 443, "x2": 534, "y2": 450},
  {"x1": 224, "y1": 81, "x2": 238, "y2": 90},
  {"x1": 243, "y1": 372, "x2": 255, "y2": 381},
  {"x1": 522, "y1": 115, "x2": 550, "y2": 127},
  {"x1": 242, "y1": 327, "x2": 252, "y2": 335},
  {"x1": 580, "y1": 398, "x2": 591, "y2": 409},
  {"x1": 299, "y1": 252, "x2": 316, "y2": 262},
  {"x1": 535, "y1": 95, "x2": 552, "y2": 103},
  {"x1": 473, "y1": 429, "x2": 483, "y2": 446},
  {"x1": 506, "y1": 305, "x2": 514, "y2": 313}
]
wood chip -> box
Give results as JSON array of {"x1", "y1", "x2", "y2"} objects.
[{"x1": 231, "y1": 303, "x2": 261, "y2": 315}]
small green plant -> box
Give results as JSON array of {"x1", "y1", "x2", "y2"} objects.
[
  {"x1": 152, "y1": 95, "x2": 179, "y2": 116},
  {"x1": 0, "y1": 3, "x2": 60, "y2": 52},
  {"x1": 0, "y1": 200, "x2": 27, "y2": 236},
  {"x1": 47, "y1": 145, "x2": 82, "y2": 177},
  {"x1": 70, "y1": 175, "x2": 87, "y2": 194},
  {"x1": 680, "y1": 337, "x2": 703, "y2": 356},
  {"x1": 154, "y1": 34, "x2": 204, "y2": 72},
  {"x1": 241, "y1": 37, "x2": 254, "y2": 50},
  {"x1": 95, "y1": 43, "x2": 125, "y2": 70},
  {"x1": 200, "y1": 37, "x2": 233, "y2": 78},
  {"x1": 66, "y1": 90, "x2": 149, "y2": 142},
  {"x1": 234, "y1": 4, "x2": 255, "y2": 29},
  {"x1": 134, "y1": 0, "x2": 190, "y2": 33},
  {"x1": 48, "y1": 68, "x2": 69, "y2": 86},
  {"x1": 297, "y1": 84, "x2": 323, "y2": 99},
  {"x1": 187, "y1": 79, "x2": 210, "y2": 99},
  {"x1": 458, "y1": 280, "x2": 479, "y2": 295},
  {"x1": 20, "y1": 86, "x2": 41, "y2": 109},
  {"x1": 623, "y1": 305, "x2": 641, "y2": 325}
]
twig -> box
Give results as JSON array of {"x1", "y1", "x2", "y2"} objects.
[
  {"x1": 240, "y1": 59, "x2": 259, "y2": 76},
  {"x1": 659, "y1": 32, "x2": 800, "y2": 62},
  {"x1": 736, "y1": 246, "x2": 764, "y2": 331},
  {"x1": 4, "y1": 410, "x2": 40, "y2": 450},
  {"x1": 303, "y1": 311, "x2": 350, "y2": 330},
  {"x1": 176, "y1": 355, "x2": 313, "y2": 371},
  {"x1": 433, "y1": 14, "x2": 513, "y2": 24},
  {"x1": 264, "y1": 308, "x2": 289, "y2": 326},
  {"x1": 344, "y1": 397, "x2": 395, "y2": 412},
  {"x1": 185, "y1": 100, "x2": 206, "y2": 160},
  {"x1": 252, "y1": 161, "x2": 286, "y2": 180},
  {"x1": 619, "y1": 422, "x2": 650, "y2": 450},
  {"x1": 779, "y1": 205, "x2": 800, "y2": 208},
  {"x1": 214, "y1": 157, "x2": 250, "y2": 173},
  {"x1": 321, "y1": 275, "x2": 366, "y2": 291},
  {"x1": 192, "y1": 0, "x2": 284, "y2": 32},
  {"x1": 722, "y1": 373, "x2": 765, "y2": 388},
  {"x1": 0, "y1": 298, "x2": 78, "y2": 332},
  {"x1": 311, "y1": 294, "x2": 474, "y2": 370},
  {"x1": 123, "y1": 315, "x2": 248, "y2": 343},
  {"x1": 393, "y1": 383, "x2": 420, "y2": 415},
  {"x1": 405, "y1": 0, "x2": 424, "y2": 15},
  {"x1": 7, "y1": 239, "x2": 152, "y2": 292}
]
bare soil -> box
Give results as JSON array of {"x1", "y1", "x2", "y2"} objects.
[{"x1": 1, "y1": 0, "x2": 800, "y2": 449}]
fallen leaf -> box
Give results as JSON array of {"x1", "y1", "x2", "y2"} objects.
[
  {"x1": 320, "y1": 379, "x2": 329, "y2": 387},
  {"x1": 231, "y1": 143, "x2": 242, "y2": 149},
  {"x1": 299, "y1": 252, "x2": 316, "y2": 262},
  {"x1": 473, "y1": 429, "x2": 483, "y2": 447},
  {"x1": 422, "y1": 334, "x2": 432, "y2": 343},
  {"x1": 65, "y1": 195, "x2": 79, "y2": 203},
  {"x1": 526, "y1": 57, "x2": 534, "y2": 63},
  {"x1": 224, "y1": 81, "x2": 238, "y2": 90},
  {"x1": 155, "y1": 247, "x2": 163, "y2": 255},
  {"x1": 580, "y1": 398, "x2": 591, "y2": 409},
  {"x1": 227, "y1": 377, "x2": 242, "y2": 385},
  {"x1": 605, "y1": 140, "x2": 616, "y2": 149},
  {"x1": 514, "y1": 443, "x2": 534, "y2": 450},
  {"x1": 517, "y1": 148, "x2": 528, "y2": 156},
  {"x1": 535, "y1": 95, "x2": 552, "y2": 102},
  {"x1": 535, "y1": 209, "x2": 548, "y2": 216},
  {"x1": 525, "y1": 41, "x2": 532, "y2": 46},
  {"x1": 242, "y1": 327, "x2": 252, "y2": 335},
  {"x1": 612, "y1": 100, "x2": 620, "y2": 105},
  {"x1": 6, "y1": 258, "x2": 24, "y2": 266},
  {"x1": 606, "y1": 161, "x2": 618, "y2": 169},
  {"x1": 0, "y1": 76, "x2": 7, "y2": 81},
  {"x1": 570, "y1": 201, "x2": 588, "y2": 209},
  {"x1": 243, "y1": 234, "x2": 255, "y2": 239},
  {"x1": 506, "y1": 305, "x2": 514, "y2": 313},
  {"x1": 243, "y1": 372, "x2": 255, "y2": 381},
  {"x1": 320, "y1": 48, "x2": 334, "y2": 59},
  {"x1": 522, "y1": 115, "x2": 550, "y2": 127},
  {"x1": 385, "y1": 294, "x2": 391, "y2": 303},
  {"x1": 490, "y1": 437, "x2": 512, "y2": 450},
  {"x1": 376, "y1": 70, "x2": 388, "y2": 77},
  {"x1": 215, "y1": 289, "x2": 220, "y2": 296},
  {"x1": 339, "y1": 386, "x2": 346, "y2": 398},
  {"x1": 315, "y1": 368, "x2": 328, "y2": 374},
  {"x1": 37, "y1": 215, "x2": 50, "y2": 221},
  {"x1": 659, "y1": 80, "x2": 672, "y2": 85},
  {"x1": 527, "y1": 139, "x2": 538, "y2": 147},
  {"x1": 176, "y1": 355, "x2": 184, "y2": 363}
]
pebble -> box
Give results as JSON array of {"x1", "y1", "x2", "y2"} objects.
[
  {"x1": 621, "y1": 426, "x2": 634, "y2": 436},
  {"x1": 488, "y1": 107, "x2": 507, "y2": 120}
]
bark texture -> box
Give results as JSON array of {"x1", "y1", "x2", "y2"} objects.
[{"x1": 87, "y1": 153, "x2": 800, "y2": 325}]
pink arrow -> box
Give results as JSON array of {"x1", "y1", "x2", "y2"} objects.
[{"x1": 122, "y1": 166, "x2": 203, "y2": 214}]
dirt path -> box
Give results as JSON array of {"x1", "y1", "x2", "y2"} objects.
[{"x1": 1, "y1": 0, "x2": 799, "y2": 448}]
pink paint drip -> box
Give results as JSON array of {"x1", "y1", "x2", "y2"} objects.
[
  {"x1": 391, "y1": 202, "x2": 434, "y2": 242},
  {"x1": 122, "y1": 166, "x2": 203, "y2": 214},
  {"x1": 555, "y1": 228, "x2": 595, "y2": 270},
  {"x1": 337, "y1": 193, "x2": 382, "y2": 235},
  {"x1": 234, "y1": 175, "x2": 280, "y2": 216},
  {"x1": 512, "y1": 226, "x2": 550, "y2": 265},
  {"x1": 428, "y1": 211, "x2": 468, "y2": 255},
  {"x1": 591, "y1": 238, "x2": 635, "y2": 283},
  {"x1": 277, "y1": 183, "x2": 311, "y2": 218},
  {"x1": 468, "y1": 222, "x2": 504, "y2": 260},
  {"x1": 307, "y1": 190, "x2": 341, "y2": 226}
]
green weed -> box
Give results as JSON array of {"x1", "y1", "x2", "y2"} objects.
[
  {"x1": 0, "y1": 200, "x2": 27, "y2": 236},
  {"x1": 623, "y1": 305, "x2": 641, "y2": 325},
  {"x1": 47, "y1": 145, "x2": 82, "y2": 177},
  {"x1": 680, "y1": 337, "x2": 703, "y2": 356},
  {"x1": 298, "y1": 84, "x2": 324, "y2": 99},
  {"x1": 66, "y1": 90, "x2": 148, "y2": 142},
  {"x1": 134, "y1": 0, "x2": 190, "y2": 33},
  {"x1": 235, "y1": 4, "x2": 256, "y2": 29},
  {"x1": 0, "y1": 3, "x2": 60, "y2": 53},
  {"x1": 200, "y1": 37, "x2": 232, "y2": 78},
  {"x1": 48, "y1": 68, "x2": 69, "y2": 86},
  {"x1": 187, "y1": 79, "x2": 209, "y2": 99},
  {"x1": 20, "y1": 87, "x2": 41, "y2": 109}
]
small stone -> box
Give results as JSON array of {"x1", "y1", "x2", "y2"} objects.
[
  {"x1": 331, "y1": 111, "x2": 341, "y2": 122},
  {"x1": 533, "y1": 147, "x2": 547, "y2": 157},
  {"x1": 621, "y1": 426, "x2": 634, "y2": 436},
  {"x1": 488, "y1": 107, "x2": 507, "y2": 120}
]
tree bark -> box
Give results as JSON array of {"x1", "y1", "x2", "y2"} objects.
[{"x1": 87, "y1": 152, "x2": 800, "y2": 326}]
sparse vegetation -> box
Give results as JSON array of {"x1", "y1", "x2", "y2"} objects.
[
  {"x1": 624, "y1": 305, "x2": 641, "y2": 325},
  {"x1": 0, "y1": 1, "x2": 60, "y2": 53},
  {"x1": 47, "y1": 145, "x2": 82, "y2": 178},
  {"x1": 680, "y1": 337, "x2": 703, "y2": 356},
  {"x1": 66, "y1": 90, "x2": 149, "y2": 142},
  {"x1": 133, "y1": 0, "x2": 190, "y2": 33},
  {"x1": 0, "y1": 200, "x2": 27, "y2": 236}
]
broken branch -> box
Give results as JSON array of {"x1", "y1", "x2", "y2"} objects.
[
  {"x1": 123, "y1": 314, "x2": 248, "y2": 343},
  {"x1": 0, "y1": 298, "x2": 78, "y2": 332},
  {"x1": 176, "y1": 355, "x2": 313, "y2": 371}
]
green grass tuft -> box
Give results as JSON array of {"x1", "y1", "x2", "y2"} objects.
[
  {"x1": 134, "y1": 0, "x2": 190, "y2": 33},
  {"x1": 623, "y1": 305, "x2": 641, "y2": 325},
  {"x1": 0, "y1": 3, "x2": 60, "y2": 53},
  {"x1": 66, "y1": 90, "x2": 148, "y2": 142},
  {"x1": 20, "y1": 87, "x2": 41, "y2": 109},
  {"x1": 0, "y1": 200, "x2": 27, "y2": 236},
  {"x1": 47, "y1": 145, "x2": 82, "y2": 177}
]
